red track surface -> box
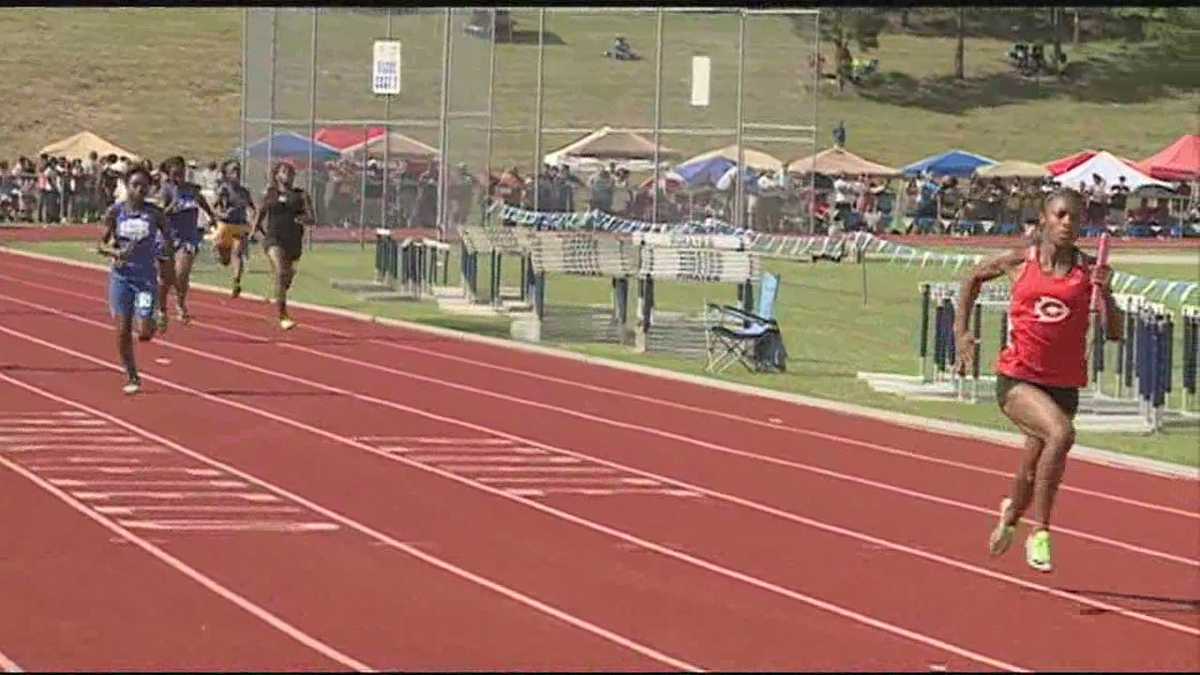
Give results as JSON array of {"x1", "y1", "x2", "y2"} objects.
[{"x1": 0, "y1": 250, "x2": 1196, "y2": 671}]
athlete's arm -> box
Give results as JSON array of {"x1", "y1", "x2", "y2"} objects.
[
  {"x1": 953, "y1": 249, "x2": 1025, "y2": 375},
  {"x1": 153, "y1": 207, "x2": 175, "y2": 259},
  {"x1": 252, "y1": 192, "x2": 269, "y2": 236},
  {"x1": 299, "y1": 191, "x2": 316, "y2": 227},
  {"x1": 194, "y1": 184, "x2": 219, "y2": 224},
  {"x1": 1082, "y1": 251, "x2": 1124, "y2": 341},
  {"x1": 96, "y1": 205, "x2": 120, "y2": 257}
]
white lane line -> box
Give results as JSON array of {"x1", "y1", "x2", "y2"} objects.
[
  {"x1": 1, "y1": 297, "x2": 1193, "y2": 643},
  {"x1": 2, "y1": 445, "x2": 165, "y2": 453},
  {"x1": 49, "y1": 479, "x2": 248, "y2": 489},
  {"x1": 381, "y1": 445, "x2": 547, "y2": 455},
  {"x1": 359, "y1": 436, "x2": 516, "y2": 446},
  {"x1": 24, "y1": 457, "x2": 145, "y2": 465},
  {"x1": 0, "y1": 370, "x2": 705, "y2": 672},
  {"x1": 478, "y1": 477, "x2": 662, "y2": 486},
  {"x1": 95, "y1": 505, "x2": 306, "y2": 515},
  {"x1": 0, "y1": 646, "x2": 20, "y2": 672},
  {"x1": 30, "y1": 466, "x2": 223, "y2": 477},
  {"x1": 0, "y1": 436, "x2": 144, "y2": 443},
  {"x1": 0, "y1": 427, "x2": 113, "y2": 434},
  {"x1": 509, "y1": 488, "x2": 704, "y2": 498},
  {"x1": 437, "y1": 465, "x2": 621, "y2": 474},
  {"x1": 407, "y1": 455, "x2": 580, "y2": 464},
  {"x1": 72, "y1": 492, "x2": 282, "y2": 502},
  {"x1": 116, "y1": 520, "x2": 340, "y2": 533},
  {"x1": 0, "y1": 454, "x2": 373, "y2": 671}
]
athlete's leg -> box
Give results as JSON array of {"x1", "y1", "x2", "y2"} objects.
[
  {"x1": 266, "y1": 245, "x2": 295, "y2": 329},
  {"x1": 230, "y1": 235, "x2": 246, "y2": 298},
  {"x1": 174, "y1": 246, "x2": 196, "y2": 321},
  {"x1": 999, "y1": 382, "x2": 1075, "y2": 571},
  {"x1": 156, "y1": 260, "x2": 176, "y2": 333},
  {"x1": 109, "y1": 275, "x2": 140, "y2": 393}
]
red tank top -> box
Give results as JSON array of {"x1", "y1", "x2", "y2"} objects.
[{"x1": 996, "y1": 246, "x2": 1093, "y2": 388}]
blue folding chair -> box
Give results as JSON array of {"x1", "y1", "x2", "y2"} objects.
[{"x1": 704, "y1": 272, "x2": 788, "y2": 373}]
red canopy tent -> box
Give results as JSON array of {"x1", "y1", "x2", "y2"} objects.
[
  {"x1": 1136, "y1": 134, "x2": 1200, "y2": 182},
  {"x1": 1045, "y1": 150, "x2": 1096, "y2": 176},
  {"x1": 312, "y1": 126, "x2": 386, "y2": 150}
]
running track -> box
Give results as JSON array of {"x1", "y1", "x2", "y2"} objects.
[{"x1": 0, "y1": 250, "x2": 1196, "y2": 671}]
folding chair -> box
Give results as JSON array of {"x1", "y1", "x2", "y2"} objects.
[{"x1": 704, "y1": 272, "x2": 788, "y2": 374}]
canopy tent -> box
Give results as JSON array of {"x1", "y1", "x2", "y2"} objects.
[
  {"x1": 1045, "y1": 150, "x2": 1096, "y2": 177},
  {"x1": 785, "y1": 147, "x2": 898, "y2": 177},
  {"x1": 674, "y1": 145, "x2": 785, "y2": 189},
  {"x1": 1136, "y1": 134, "x2": 1200, "y2": 182},
  {"x1": 235, "y1": 131, "x2": 341, "y2": 168},
  {"x1": 313, "y1": 126, "x2": 386, "y2": 150},
  {"x1": 339, "y1": 130, "x2": 439, "y2": 160},
  {"x1": 543, "y1": 126, "x2": 680, "y2": 174},
  {"x1": 1056, "y1": 150, "x2": 1170, "y2": 192},
  {"x1": 975, "y1": 160, "x2": 1050, "y2": 179},
  {"x1": 39, "y1": 131, "x2": 140, "y2": 162},
  {"x1": 901, "y1": 149, "x2": 995, "y2": 178}
]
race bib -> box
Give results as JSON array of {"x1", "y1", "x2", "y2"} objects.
[
  {"x1": 117, "y1": 217, "x2": 150, "y2": 240},
  {"x1": 135, "y1": 291, "x2": 154, "y2": 310}
]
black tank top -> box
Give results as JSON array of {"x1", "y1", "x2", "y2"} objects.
[{"x1": 264, "y1": 187, "x2": 306, "y2": 241}]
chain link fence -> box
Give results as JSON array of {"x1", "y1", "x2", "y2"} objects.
[{"x1": 241, "y1": 7, "x2": 820, "y2": 240}]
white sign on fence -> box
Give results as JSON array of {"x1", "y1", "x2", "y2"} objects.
[
  {"x1": 372, "y1": 40, "x2": 402, "y2": 95},
  {"x1": 690, "y1": 56, "x2": 711, "y2": 107}
]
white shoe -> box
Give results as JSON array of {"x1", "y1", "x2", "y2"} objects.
[{"x1": 122, "y1": 377, "x2": 141, "y2": 395}]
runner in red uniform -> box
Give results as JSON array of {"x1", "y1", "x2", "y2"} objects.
[{"x1": 954, "y1": 188, "x2": 1121, "y2": 572}]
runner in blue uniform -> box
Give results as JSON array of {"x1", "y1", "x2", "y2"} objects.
[
  {"x1": 157, "y1": 155, "x2": 217, "y2": 328},
  {"x1": 211, "y1": 160, "x2": 257, "y2": 298},
  {"x1": 97, "y1": 167, "x2": 172, "y2": 394}
]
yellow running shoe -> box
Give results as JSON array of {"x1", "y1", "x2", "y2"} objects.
[
  {"x1": 1026, "y1": 529, "x2": 1052, "y2": 572},
  {"x1": 988, "y1": 497, "x2": 1016, "y2": 556},
  {"x1": 279, "y1": 317, "x2": 297, "y2": 331}
]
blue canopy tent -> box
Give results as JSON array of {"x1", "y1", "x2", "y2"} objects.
[
  {"x1": 901, "y1": 149, "x2": 996, "y2": 178},
  {"x1": 234, "y1": 131, "x2": 341, "y2": 168},
  {"x1": 675, "y1": 156, "x2": 736, "y2": 188}
]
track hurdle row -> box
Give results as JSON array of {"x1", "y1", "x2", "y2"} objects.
[
  {"x1": 373, "y1": 229, "x2": 450, "y2": 299},
  {"x1": 917, "y1": 282, "x2": 1012, "y2": 401},
  {"x1": 915, "y1": 281, "x2": 1198, "y2": 429}
]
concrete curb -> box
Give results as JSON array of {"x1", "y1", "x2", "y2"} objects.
[{"x1": 3, "y1": 244, "x2": 1196, "y2": 481}]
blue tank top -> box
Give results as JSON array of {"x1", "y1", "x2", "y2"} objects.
[
  {"x1": 164, "y1": 181, "x2": 201, "y2": 233},
  {"x1": 112, "y1": 203, "x2": 159, "y2": 279}
]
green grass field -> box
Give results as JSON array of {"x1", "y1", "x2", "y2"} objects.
[
  {"x1": 10, "y1": 238, "x2": 1197, "y2": 467},
  {"x1": 1, "y1": 7, "x2": 1195, "y2": 171}
]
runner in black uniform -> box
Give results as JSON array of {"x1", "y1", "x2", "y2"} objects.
[{"x1": 252, "y1": 161, "x2": 313, "y2": 330}]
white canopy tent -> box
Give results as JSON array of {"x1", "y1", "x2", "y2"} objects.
[{"x1": 1056, "y1": 150, "x2": 1170, "y2": 191}]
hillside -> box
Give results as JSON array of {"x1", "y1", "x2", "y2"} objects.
[{"x1": 1, "y1": 7, "x2": 1195, "y2": 169}]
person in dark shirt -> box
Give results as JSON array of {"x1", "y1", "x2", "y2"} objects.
[{"x1": 252, "y1": 161, "x2": 314, "y2": 330}]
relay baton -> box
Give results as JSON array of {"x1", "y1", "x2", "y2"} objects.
[{"x1": 1090, "y1": 233, "x2": 1110, "y2": 314}]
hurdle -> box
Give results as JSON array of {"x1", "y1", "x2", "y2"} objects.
[
  {"x1": 365, "y1": 229, "x2": 449, "y2": 299},
  {"x1": 916, "y1": 281, "x2": 1011, "y2": 401},
  {"x1": 1182, "y1": 306, "x2": 1199, "y2": 413}
]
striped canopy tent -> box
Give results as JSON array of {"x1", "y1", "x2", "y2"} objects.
[
  {"x1": 543, "y1": 126, "x2": 680, "y2": 174},
  {"x1": 313, "y1": 126, "x2": 386, "y2": 150},
  {"x1": 975, "y1": 160, "x2": 1051, "y2": 179},
  {"x1": 339, "y1": 130, "x2": 439, "y2": 160},
  {"x1": 1044, "y1": 150, "x2": 1097, "y2": 176},
  {"x1": 39, "y1": 131, "x2": 140, "y2": 162},
  {"x1": 785, "y1": 147, "x2": 899, "y2": 177}
]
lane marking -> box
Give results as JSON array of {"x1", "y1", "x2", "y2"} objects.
[
  {"x1": 478, "y1": 477, "x2": 663, "y2": 486},
  {"x1": 31, "y1": 466, "x2": 223, "y2": 476},
  {"x1": 116, "y1": 519, "x2": 340, "y2": 533},
  {"x1": 437, "y1": 465, "x2": 620, "y2": 474},
  {"x1": 49, "y1": 479, "x2": 249, "y2": 488},
  {"x1": 0, "y1": 454, "x2": 374, "y2": 671},
  {"x1": 0, "y1": 370, "x2": 705, "y2": 672},
  {"x1": 0, "y1": 330, "x2": 1042, "y2": 669},
  {"x1": 72, "y1": 491, "x2": 282, "y2": 502},
  {"x1": 25, "y1": 457, "x2": 145, "y2": 465},
  {"x1": 95, "y1": 505, "x2": 306, "y2": 515},
  {"x1": 359, "y1": 436, "x2": 517, "y2": 446},
  {"x1": 407, "y1": 455, "x2": 580, "y2": 464},
  {"x1": 6, "y1": 284, "x2": 1195, "y2": 653}
]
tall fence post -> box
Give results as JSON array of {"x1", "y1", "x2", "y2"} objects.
[
  {"x1": 733, "y1": 10, "x2": 746, "y2": 231},
  {"x1": 532, "y1": 8, "x2": 546, "y2": 212},
  {"x1": 307, "y1": 7, "x2": 318, "y2": 250},
  {"x1": 651, "y1": 8, "x2": 664, "y2": 224},
  {"x1": 436, "y1": 9, "x2": 452, "y2": 239}
]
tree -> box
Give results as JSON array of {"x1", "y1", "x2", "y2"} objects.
[
  {"x1": 954, "y1": 7, "x2": 965, "y2": 79},
  {"x1": 795, "y1": 9, "x2": 887, "y2": 92}
]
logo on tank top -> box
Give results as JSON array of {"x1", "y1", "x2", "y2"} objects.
[{"x1": 1033, "y1": 295, "x2": 1070, "y2": 323}]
